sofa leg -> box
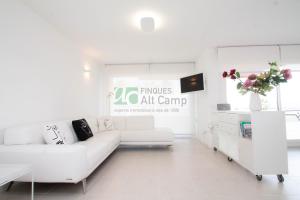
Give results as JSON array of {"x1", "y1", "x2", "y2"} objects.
[
  {"x1": 82, "y1": 179, "x2": 87, "y2": 193},
  {"x1": 6, "y1": 181, "x2": 14, "y2": 191}
]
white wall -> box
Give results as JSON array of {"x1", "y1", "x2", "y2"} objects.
[
  {"x1": 0, "y1": 0, "x2": 100, "y2": 129},
  {"x1": 98, "y1": 64, "x2": 110, "y2": 116},
  {"x1": 194, "y1": 48, "x2": 221, "y2": 147}
]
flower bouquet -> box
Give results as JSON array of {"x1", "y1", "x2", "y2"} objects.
[
  {"x1": 222, "y1": 62, "x2": 292, "y2": 96},
  {"x1": 222, "y1": 62, "x2": 292, "y2": 111}
]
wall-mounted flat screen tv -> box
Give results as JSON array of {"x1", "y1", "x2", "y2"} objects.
[{"x1": 180, "y1": 73, "x2": 204, "y2": 93}]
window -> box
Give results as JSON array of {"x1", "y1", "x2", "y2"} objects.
[
  {"x1": 105, "y1": 63, "x2": 196, "y2": 136},
  {"x1": 280, "y1": 69, "x2": 300, "y2": 140},
  {"x1": 111, "y1": 78, "x2": 191, "y2": 116},
  {"x1": 110, "y1": 78, "x2": 193, "y2": 135},
  {"x1": 280, "y1": 71, "x2": 300, "y2": 111},
  {"x1": 226, "y1": 78, "x2": 249, "y2": 111}
]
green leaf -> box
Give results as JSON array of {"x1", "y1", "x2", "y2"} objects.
[
  {"x1": 236, "y1": 72, "x2": 240, "y2": 78},
  {"x1": 237, "y1": 82, "x2": 242, "y2": 89}
]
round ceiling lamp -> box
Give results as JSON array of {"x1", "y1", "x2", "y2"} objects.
[
  {"x1": 140, "y1": 17, "x2": 155, "y2": 32},
  {"x1": 133, "y1": 11, "x2": 162, "y2": 32}
]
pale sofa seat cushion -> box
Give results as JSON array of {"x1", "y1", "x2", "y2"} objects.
[
  {"x1": 98, "y1": 117, "x2": 115, "y2": 132},
  {"x1": 44, "y1": 121, "x2": 78, "y2": 144},
  {"x1": 126, "y1": 116, "x2": 154, "y2": 130},
  {"x1": 121, "y1": 128, "x2": 173, "y2": 142},
  {"x1": 42, "y1": 120, "x2": 82, "y2": 145},
  {"x1": 63, "y1": 120, "x2": 78, "y2": 143},
  {"x1": 79, "y1": 131, "x2": 121, "y2": 171},
  {"x1": 85, "y1": 118, "x2": 99, "y2": 134},
  {"x1": 97, "y1": 117, "x2": 105, "y2": 132},
  {"x1": 4, "y1": 124, "x2": 44, "y2": 145},
  {"x1": 42, "y1": 123, "x2": 67, "y2": 145}
]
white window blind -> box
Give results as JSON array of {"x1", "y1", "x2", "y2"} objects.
[{"x1": 105, "y1": 63, "x2": 196, "y2": 135}]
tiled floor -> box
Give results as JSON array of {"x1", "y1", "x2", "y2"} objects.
[{"x1": 1, "y1": 139, "x2": 300, "y2": 200}]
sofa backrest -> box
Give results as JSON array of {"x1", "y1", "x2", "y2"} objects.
[
  {"x1": 0, "y1": 129, "x2": 4, "y2": 144},
  {"x1": 54, "y1": 120, "x2": 78, "y2": 144},
  {"x1": 1, "y1": 116, "x2": 154, "y2": 145},
  {"x1": 110, "y1": 116, "x2": 154, "y2": 131},
  {"x1": 4, "y1": 124, "x2": 45, "y2": 145},
  {"x1": 111, "y1": 117, "x2": 126, "y2": 130},
  {"x1": 1, "y1": 119, "x2": 86, "y2": 145},
  {"x1": 125, "y1": 116, "x2": 154, "y2": 130},
  {"x1": 85, "y1": 118, "x2": 99, "y2": 134}
]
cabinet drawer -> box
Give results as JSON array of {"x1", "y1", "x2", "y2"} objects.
[
  {"x1": 217, "y1": 113, "x2": 239, "y2": 125},
  {"x1": 217, "y1": 122, "x2": 239, "y2": 137}
]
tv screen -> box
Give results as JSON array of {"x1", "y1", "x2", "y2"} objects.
[{"x1": 180, "y1": 73, "x2": 204, "y2": 93}]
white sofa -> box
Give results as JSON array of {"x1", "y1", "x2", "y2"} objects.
[{"x1": 0, "y1": 116, "x2": 173, "y2": 191}]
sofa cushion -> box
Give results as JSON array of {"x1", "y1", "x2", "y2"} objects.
[
  {"x1": 121, "y1": 128, "x2": 173, "y2": 142},
  {"x1": 98, "y1": 118, "x2": 105, "y2": 132},
  {"x1": 62, "y1": 120, "x2": 78, "y2": 143},
  {"x1": 104, "y1": 119, "x2": 113, "y2": 130},
  {"x1": 85, "y1": 118, "x2": 99, "y2": 134},
  {"x1": 72, "y1": 119, "x2": 93, "y2": 141},
  {"x1": 126, "y1": 116, "x2": 154, "y2": 130},
  {"x1": 42, "y1": 121, "x2": 77, "y2": 144},
  {"x1": 4, "y1": 124, "x2": 44, "y2": 145},
  {"x1": 98, "y1": 117, "x2": 114, "y2": 132},
  {"x1": 42, "y1": 123, "x2": 67, "y2": 145}
]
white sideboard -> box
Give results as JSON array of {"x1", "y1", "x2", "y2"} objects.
[{"x1": 212, "y1": 111, "x2": 288, "y2": 182}]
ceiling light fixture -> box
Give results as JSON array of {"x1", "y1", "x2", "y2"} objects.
[
  {"x1": 140, "y1": 17, "x2": 155, "y2": 32},
  {"x1": 133, "y1": 11, "x2": 162, "y2": 32}
]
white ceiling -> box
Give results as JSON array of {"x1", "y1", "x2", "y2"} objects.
[{"x1": 22, "y1": 0, "x2": 300, "y2": 63}]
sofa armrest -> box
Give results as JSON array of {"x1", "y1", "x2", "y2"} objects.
[{"x1": 0, "y1": 144, "x2": 88, "y2": 183}]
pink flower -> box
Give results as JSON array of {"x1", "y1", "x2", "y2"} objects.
[
  {"x1": 248, "y1": 74, "x2": 257, "y2": 80},
  {"x1": 230, "y1": 75, "x2": 236, "y2": 79},
  {"x1": 222, "y1": 71, "x2": 228, "y2": 78},
  {"x1": 229, "y1": 69, "x2": 236, "y2": 75},
  {"x1": 243, "y1": 79, "x2": 253, "y2": 88},
  {"x1": 282, "y1": 69, "x2": 292, "y2": 80}
]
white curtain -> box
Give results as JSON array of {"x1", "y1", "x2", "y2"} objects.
[
  {"x1": 280, "y1": 45, "x2": 300, "y2": 67},
  {"x1": 218, "y1": 45, "x2": 300, "y2": 71},
  {"x1": 218, "y1": 46, "x2": 280, "y2": 72}
]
